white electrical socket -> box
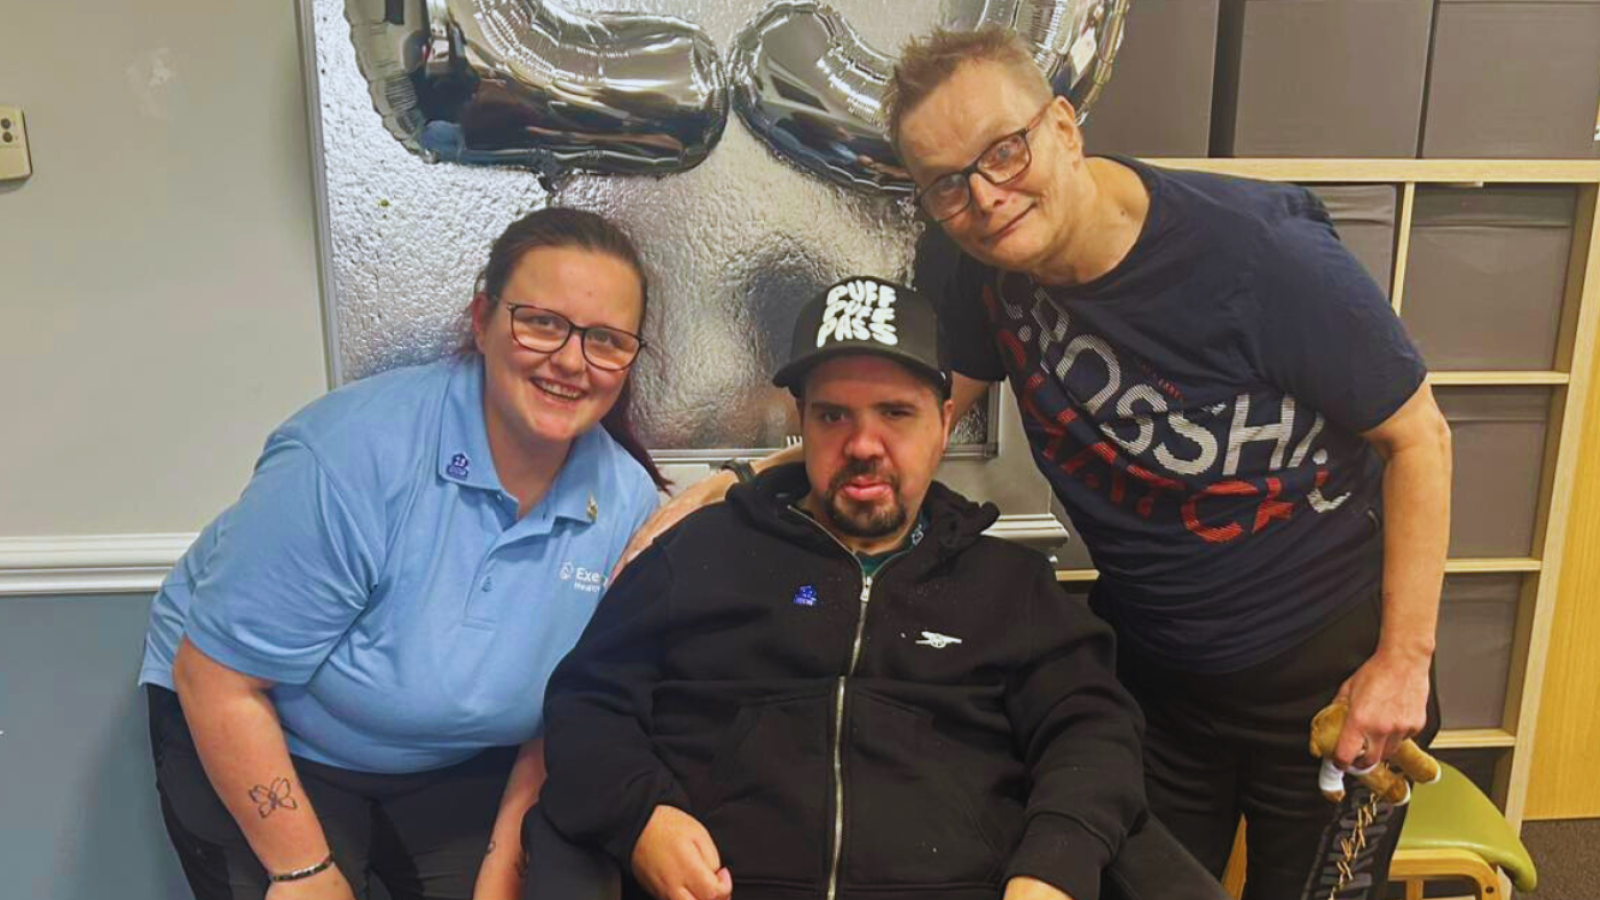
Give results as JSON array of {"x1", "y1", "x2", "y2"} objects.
[{"x1": 1, "y1": 107, "x2": 33, "y2": 181}]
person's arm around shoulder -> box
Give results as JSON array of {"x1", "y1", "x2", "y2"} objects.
[
  {"x1": 172, "y1": 640, "x2": 357, "y2": 900},
  {"x1": 949, "y1": 371, "x2": 992, "y2": 423},
  {"x1": 613, "y1": 460, "x2": 670, "y2": 571},
  {"x1": 613, "y1": 444, "x2": 799, "y2": 575},
  {"x1": 1003, "y1": 557, "x2": 1146, "y2": 900},
  {"x1": 1335, "y1": 383, "x2": 1451, "y2": 768}
]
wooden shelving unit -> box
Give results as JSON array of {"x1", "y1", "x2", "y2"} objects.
[{"x1": 1053, "y1": 158, "x2": 1600, "y2": 833}]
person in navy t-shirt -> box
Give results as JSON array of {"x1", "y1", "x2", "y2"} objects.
[{"x1": 879, "y1": 27, "x2": 1451, "y2": 900}]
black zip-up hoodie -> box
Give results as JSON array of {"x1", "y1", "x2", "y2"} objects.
[{"x1": 542, "y1": 465, "x2": 1146, "y2": 900}]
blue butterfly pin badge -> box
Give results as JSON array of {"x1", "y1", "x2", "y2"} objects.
[
  {"x1": 793, "y1": 585, "x2": 818, "y2": 607},
  {"x1": 447, "y1": 453, "x2": 470, "y2": 479}
]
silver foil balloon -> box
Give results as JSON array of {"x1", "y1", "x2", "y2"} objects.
[
  {"x1": 730, "y1": 0, "x2": 1128, "y2": 194},
  {"x1": 343, "y1": 0, "x2": 728, "y2": 184}
]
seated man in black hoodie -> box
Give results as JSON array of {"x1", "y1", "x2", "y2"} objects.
[{"x1": 538, "y1": 276, "x2": 1147, "y2": 900}]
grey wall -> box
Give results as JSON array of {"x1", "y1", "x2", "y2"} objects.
[
  {"x1": 0, "y1": 595, "x2": 188, "y2": 900},
  {"x1": 0, "y1": 0, "x2": 328, "y2": 537},
  {"x1": 0, "y1": 0, "x2": 327, "y2": 895}
]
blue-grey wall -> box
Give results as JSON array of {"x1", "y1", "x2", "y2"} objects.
[{"x1": 0, "y1": 595, "x2": 189, "y2": 900}]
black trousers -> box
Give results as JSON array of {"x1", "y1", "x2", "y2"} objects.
[
  {"x1": 519, "y1": 806, "x2": 1232, "y2": 900},
  {"x1": 147, "y1": 686, "x2": 517, "y2": 900},
  {"x1": 1114, "y1": 595, "x2": 1441, "y2": 900}
]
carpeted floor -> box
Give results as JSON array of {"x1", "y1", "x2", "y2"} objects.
[{"x1": 1520, "y1": 818, "x2": 1600, "y2": 899}]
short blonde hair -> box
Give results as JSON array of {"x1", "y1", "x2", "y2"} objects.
[{"x1": 883, "y1": 26, "x2": 1052, "y2": 148}]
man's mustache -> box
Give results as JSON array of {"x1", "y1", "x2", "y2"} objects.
[{"x1": 828, "y1": 460, "x2": 899, "y2": 497}]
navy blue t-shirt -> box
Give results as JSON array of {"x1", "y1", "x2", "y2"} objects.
[{"x1": 931, "y1": 158, "x2": 1427, "y2": 672}]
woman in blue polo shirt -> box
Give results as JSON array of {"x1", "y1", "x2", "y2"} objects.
[{"x1": 139, "y1": 208, "x2": 665, "y2": 900}]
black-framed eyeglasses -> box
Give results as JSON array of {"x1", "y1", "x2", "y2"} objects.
[
  {"x1": 502, "y1": 303, "x2": 646, "y2": 371},
  {"x1": 912, "y1": 102, "x2": 1053, "y2": 222}
]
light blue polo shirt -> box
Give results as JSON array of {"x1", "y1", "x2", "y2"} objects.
[{"x1": 139, "y1": 356, "x2": 659, "y2": 774}]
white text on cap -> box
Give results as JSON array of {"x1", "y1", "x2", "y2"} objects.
[{"x1": 817, "y1": 279, "x2": 898, "y2": 348}]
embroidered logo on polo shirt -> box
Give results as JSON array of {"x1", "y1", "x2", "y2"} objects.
[
  {"x1": 817, "y1": 279, "x2": 898, "y2": 348},
  {"x1": 915, "y1": 631, "x2": 963, "y2": 649},
  {"x1": 793, "y1": 585, "x2": 818, "y2": 607},
  {"x1": 560, "y1": 560, "x2": 607, "y2": 593},
  {"x1": 447, "y1": 453, "x2": 470, "y2": 479}
]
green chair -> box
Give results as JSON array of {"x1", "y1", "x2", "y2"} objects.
[{"x1": 1390, "y1": 761, "x2": 1538, "y2": 898}]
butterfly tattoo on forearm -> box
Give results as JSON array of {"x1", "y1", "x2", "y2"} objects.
[{"x1": 248, "y1": 778, "x2": 299, "y2": 818}]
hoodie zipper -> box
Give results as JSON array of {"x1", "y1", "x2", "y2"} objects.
[
  {"x1": 786, "y1": 510, "x2": 914, "y2": 900},
  {"x1": 826, "y1": 572, "x2": 873, "y2": 900}
]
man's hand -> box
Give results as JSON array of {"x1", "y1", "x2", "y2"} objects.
[
  {"x1": 1333, "y1": 647, "x2": 1431, "y2": 769},
  {"x1": 1003, "y1": 875, "x2": 1074, "y2": 900},
  {"x1": 264, "y1": 863, "x2": 358, "y2": 900},
  {"x1": 631, "y1": 805, "x2": 732, "y2": 900},
  {"x1": 613, "y1": 473, "x2": 737, "y2": 578}
]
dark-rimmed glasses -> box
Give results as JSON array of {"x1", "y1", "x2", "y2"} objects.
[
  {"x1": 503, "y1": 303, "x2": 645, "y2": 371},
  {"x1": 912, "y1": 102, "x2": 1052, "y2": 222}
]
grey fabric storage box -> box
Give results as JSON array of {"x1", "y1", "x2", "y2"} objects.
[
  {"x1": 1211, "y1": 0, "x2": 1433, "y2": 157},
  {"x1": 1422, "y1": 0, "x2": 1600, "y2": 158},
  {"x1": 1402, "y1": 187, "x2": 1575, "y2": 370},
  {"x1": 1436, "y1": 387, "x2": 1550, "y2": 557},
  {"x1": 1435, "y1": 574, "x2": 1520, "y2": 729},
  {"x1": 1082, "y1": 0, "x2": 1220, "y2": 157},
  {"x1": 1309, "y1": 184, "x2": 1399, "y2": 293}
]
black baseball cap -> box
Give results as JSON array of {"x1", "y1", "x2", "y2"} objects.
[{"x1": 772, "y1": 275, "x2": 949, "y2": 396}]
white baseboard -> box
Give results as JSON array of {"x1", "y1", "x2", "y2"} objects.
[
  {"x1": 0, "y1": 514, "x2": 1066, "y2": 597},
  {"x1": 0, "y1": 534, "x2": 195, "y2": 596}
]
